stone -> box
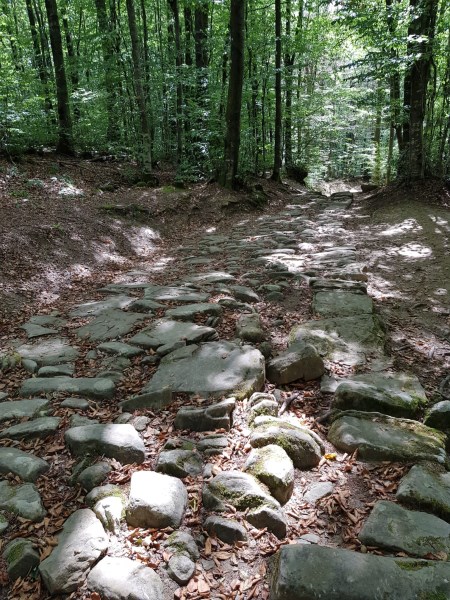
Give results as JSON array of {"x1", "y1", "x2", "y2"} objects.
[
  {"x1": 236, "y1": 313, "x2": 265, "y2": 343},
  {"x1": 128, "y1": 298, "x2": 163, "y2": 312},
  {"x1": 359, "y1": 500, "x2": 450, "y2": 558},
  {"x1": 21, "y1": 323, "x2": 58, "y2": 338},
  {"x1": 16, "y1": 337, "x2": 79, "y2": 367},
  {"x1": 333, "y1": 372, "x2": 427, "y2": 418},
  {"x1": 313, "y1": 291, "x2": 373, "y2": 318},
  {"x1": 97, "y1": 341, "x2": 144, "y2": 358},
  {"x1": 309, "y1": 278, "x2": 367, "y2": 293},
  {"x1": 0, "y1": 416, "x2": 60, "y2": 441},
  {"x1": 3, "y1": 538, "x2": 40, "y2": 580},
  {"x1": 204, "y1": 516, "x2": 247, "y2": 544},
  {"x1": 164, "y1": 531, "x2": 200, "y2": 560},
  {"x1": 196, "y1": 434, "x2": 229, "y2": 456},
  {"x1": 37, "y1": 363, "x2": 75, "y2": 377},
  {"x1": 0, "y1": 481, "x2": 46, "y2": 521},
  {"x1": 174, "y1": 398, "x2": 235, "y2": 431},
  {"x1": 126, "y1": 471, "x2": 188, "y2": 528},
  {"x1": 229, "y1": 285, "x2": 260, "y2": 303},
  {"x1": 130, "y1": 415, "x2": 150, "y2": 431},
  {"x1": 40, "y1": 509, "x2": 108, "y2": 595},
  {"x1": 143, "y1": 341, "x2": 265, "y2": 400},
  {"x1": 304, "y1": 481, "x2": 334, "y2": 504},
  {"x1": 20, "y1": 376, "x2": 115, "y2": 399},
  {"x1": 203, "y1": 471, "x2": 280, "y2": 513},
  {"x1": 0, "y1": 392, "x2": 8, "y2": 401},
  {"x1": 246, "y1": 505, "x2": 287, "y2": 539},
  {"x1": 22, "y1": 358, "x2": 38, "y2": 373},
  {"x1": 244, "y1": 445, "x2": 294, "y2": 505},
  {"x1": 144, "y1": 285, "x2": 209, "y2": 303},
  {"x1": 87, "y1": 556, "x2": 164, "y2": 600},
  {"x1": 77, "y1": 462, "x2": 111, "y2": 491},
  {"x1": 166, "y1": 554, "x2": 195, "y2": 585},
  {"x1": 0, "y1": 447, "x2": 49, "y2": 482},
  {"x1": 187, "y1": 271, "x2": 235, "y2": 284},
  {"x1": 269, "y1": 544, "x2": 450, "y2": 600},
  {"x1": 424, "y1": 400, "x2": 450, "y2": 430},
  {"x1": 396, "y1": 464, "x2": 450, "y2": 522},
  {"x1": 119, "y1": 387, "x2": 172, "y2": 411},
  {"x1": 156, "y1": 449, "x2": 203, "y2": 478},
  {"x1": 0, "y1": 397, "x2": 50, "y2": 423},
  {"x1": 165, "y1": 302, "x2": 222, "y2": 321},
  {"x1": 250, "y1": 416, "x2": 324, "y2": 469},
  {"x1": 129, "y1": 319, "x2": 217, "y2": 350},
  {"x1": 93, "y1": 496, "x2": 124, "y2": 533},
  {"x1": 0, "y1": 514, "x2": 9, "y2": 533},
  {"x1": 85, "y1": 484, "x2": 127, "y2": 507},
  {"x1": 290, "y1": 314, "x2": 385, "y2": 367},
  {"x1": 76, "y1": 309, "x2": 145, "y2": 342},
  {"x1": 248, "y1": 397, "x2": 279, "y2": 423},
  {"x1": 328, "y1": 411, "x2": 446, "y2": 464},
  {"x1": 266, "y1": 342, "x2": 325, "y2": 384},
  {"x1": 60, "y1": 397, "x2": 89, "y2": 409},
  {"x1": 70, "y1": 414, "x2": 99, "y2": 427},
  {"x1": 69, "y1": 295, "x2": 134, "y2": 317},
  {"x1": 66, "y1": 424, "x2": 145, "y2": 464}
]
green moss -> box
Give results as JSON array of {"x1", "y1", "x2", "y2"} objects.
[
  {"x1": 418, "y1": 593, "x2": 448, "y2": 600},
  {"x1": 160, "y1": 185, "x2": 177, "y2": 194},
  {"x1": 5, "y1": 540, "x2": 28, "y2": 563},
  {"x1": 395, "y1": 560, "x2": 427, "y2": 571}
]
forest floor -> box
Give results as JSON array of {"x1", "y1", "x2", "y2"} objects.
[{"x1": 1, "y1": 155, "x2": 450, "y2": 600}]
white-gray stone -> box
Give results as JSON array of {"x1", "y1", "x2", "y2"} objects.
[
  {"x1": 0, "y1": 416, "x2": 60, "y2": 441},
  {"x1": 244, "y1": 445, "x2": 294, "y2": 505},
  {"x1": 266, "y1": 342, "x2": 325, "y2": 384},
  {"x1": 65, "y1": 424, "x2": 145, "y2": 464},
  {"x1": 0, "y1": 481, "x2": 46, "y2": 521},
  {"x1": 304, "y1": 481, "x2": 334, "y2": 504},
  {"x1": 0, "y1": 447, "x2": 49, "y2": 482},
  {"x1": 0, "y1": 397, "x2": 50, "y2": 423},
  {"x1": 76, "y1": 309, "x2": 145, "y2": 342},
  {"x1": 15, "y1": 337, "x2": 79, "y2": 367},
  {"x1": 20, "y1": 376, "x2": 115, "y2": 399}
]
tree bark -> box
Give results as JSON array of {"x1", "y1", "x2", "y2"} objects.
[
  {"x1": 25, "y1": 0, "x2": 53, "y2": 115},
  {"x1": 168, "y1": 0, "x2": 183, "y2": 163},
  {"x1": 271, "y1": 0, "x2": 282, "y2": 181}
]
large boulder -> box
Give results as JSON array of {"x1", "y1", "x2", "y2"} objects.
[
  {"x1": 244, "y1": 445, "x2": 294, "y2": 505},
  {"x1": 396, "y1": 464, "x2": 450, "y2": 522},
  {"x1": 65, "y1": 424, "x2": 145, "y2": 464},
  {"x1": 312, "y1": 291, "x2": 373, "y2": 318},
  {"x1": 266, "y1": 342, "x2": 324, "y2": 384}
]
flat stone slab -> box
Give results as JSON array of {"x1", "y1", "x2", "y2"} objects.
[
  {"x1": 304, "y1": 481, "x2": 334, "y2": 504},
  {"x1": 144, "y1": 285, "x2": 209, "y2": 303},
  {"x1": 76, "y1": 309, "x2": 145, "y2": 342},
  {"x1": 0, "y1": 416, "x2": 60, "y2": 441},
  {"x1": 129, "y1": 319, "x2": 218, "y2": 350},
  {"x1": 0, "y1": 447, "x2": 49, "y2": 482},
  {"x1": 15, "y1": 337, "x2": 79, "y2": 367},
  {"x1": 229, "y1": 285, "x2": 260, "y2": 303},
  {"x1": 244, "y1": 445, "x2": 294, "y2": 505},
  {"x1": 313, "y1": 291, "x2": 373, "y2": 318},
  {"x1": 143, "y1": 341, "x2": 265, "y2": 399},
  {"x1": 69, "y1": 295, "x2": 134, "y2": 317},
  {"x1": 290, "y1": 314, "x2": 385, "y2": 367},
  {"x1": 250, "y1": 416, "x2": 324, "y2": 469},
  {"x1": 309, "y1": 278, "x2": 367, "y2": 293},
  {"x1": 333, "y1": 372, "x2": 427, "y2": 418},
  {"x1": 269, "y1": 544, "x2": 450, "y2": 600},
  {"x1": 39, "y1": 509, "x2": 108, "y2": 595},
  {"x1": 186, "y1": 271, "x2": 235, "y2": 284},
  {"x1": 38, "y1": 363, "x2": 74, "y2": 377},
  {"x1": 126, "y1": 471, "x2": 187, "y2": 528},
  {"x1": 328, "y1": 411, "x2": 446, "y2": 464},
  {"x1": 267, "y1": 342, "x2": 325, "y2": 384},
  {"x1": 359, "y1": 500, "x2": 450, "y2": 558},
  {"x1": 156, "y1": 448, "x2": 203, "y2": 478},
  {"x1": 165, "y1": 302, "x2": 222, "y2": 321},
  {"x1": 174, "y1": 398, "x2": 235, "y2": 431},
  {"x1": 87, "y1": 556, "x2": 165, "y2": 600},
  {"x1": 396, "y1": 464, "x2": 450, "y2": 521},
  {"x1": 65, "y1": 424, "x2": 145, "y2": 464},
  {"x1": 204, "y1": 516, "x2": 247, "y2": 544},
  {"x1": 0, "y1": 481, "x2": 46, "y2": 521},
  {"x1": 20, "y1": 376, "x2": 115, "y2": 399},
  {"x1": 0, "y1": 398, "x2": 50, "y2": 423},
  {"x1": 21, "y1": 323, "x2": 58, "y2": 339},
  {"x1": 97, "y1": 341, "x2": 144, "y2": 358}
]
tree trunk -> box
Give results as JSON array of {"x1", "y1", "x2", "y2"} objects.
[
  {"x1": 168, "y1": 0, "x2": 183, "y2": 163},
  {"x1": 61, "y1": 0, "x2": 80, "y2": 120},
  {"x1": 219, "y1": 0, "x2": 245, "y2": 189},
  {"x1": 271, "y1": 0, "x2": 282, "y2": 181},
  {"x1": 44, "y1": 0, "x2": 74, "y2": 154},
  {"x1": 25, "y1": 0, "x2": 53, "y2": 115}
]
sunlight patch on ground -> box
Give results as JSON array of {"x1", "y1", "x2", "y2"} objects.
[
  {"x1": 128, "y1": 226, "x2": 160, "y2": 257},
  {"x1": 378, "y1": 219, "x2": 421, "y2": 237},
  {"x1": 368, "y1": 274, "x2": 407, "y2": 300},
  {"x1": 147, "y1": 256, "x2": 175, "y2": 272},
  {"x1": 92, "y1": 241, "x2": 128, "y2": 264},
  {"x1": 396, "y1": 242, "x2": 432, "y2": 259},
  {"x1": 205, "y1": 227, "x2": 217, "y2": 233}
]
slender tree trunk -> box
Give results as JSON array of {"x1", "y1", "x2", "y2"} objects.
[
  {"x1": 126, "y1": 0, "x2": 152, "y2": 173},
  {"x1": 44, "y1": 0, "x2": 74, "y2": 154},
  {"x1": 219, "y1": 0, "x2": 245, "y2": 189},
  {"x1": 373, "y1": 81, "x2": 382, "y2": 184},
  {"x1": 168, "y1": 0, "x2": 183, "y2": 163},
  {"x1": 61, "y1": 0, "x2": 80, "y2": 120},
  {"x1": 271, "y1": 0, "x2": 282, "y2": 181},
  {"x1": 25, "y1": 0, "x2": 53, "y2": 115}
]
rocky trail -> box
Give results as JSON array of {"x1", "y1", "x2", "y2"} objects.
[{"x1": 1, "y1": 186, "x2": 450, "y2": 599}]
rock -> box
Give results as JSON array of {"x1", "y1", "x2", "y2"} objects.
[
  {"x1": 66, "y1": 424, "x2": 145, "y2": 464},
  {"x1": 266, "y1": 342, "x2": 325, "y2": 384},
  {"x1": 165, "y1": 302, "x2": 222, "y2": 321},
  {"x1": 396, "y1": 464, "x2": 450, "y2": 522},
  {"x1": 250, "y1": 417, "x2": 324, "y2": 469},
  {"x1": 164, "y1": 531, "x2": 200, "y2": 560},
  {"x1": 0, "y1": 397, "x2": 50, "y2": 423},
  {"x1": 196, "y1": 434, "x2": 229, "y2": 456},
  {"x1": 60, "y1": 397, "x2": 90, "y2": 409},
  {"x1": 0, "y1": 447, "x2": 49, "y2": 482},
  {"x1": 0, "y1": 392, "x2": 8, "y2": 401},
  {"x1": 21, "y1": 323, "x2": 58, "y2": 339},
  {"x1": 244, "y1": 445, "x2": 294, "y2": 505},
  {"x1": 70, "y1": 414, "x2": 99, "y2": 427},
  {"x1": 313, "y1": 291, "x2": 373, "y2": 318},
  {"x1": 76, "y1": 309, "x2": 145, "y2": 342},
  {"x1": 0, "y1": 514, "x2": 9, "y2": 533},
  {"x1": 156, "y1": 449, "x2": 203, "y2": 478},
  {"x1": 97, "y1": 341, "x2": 144, "y2": 358},
  {"x1": 85, "y1": 484, "x2": 127, "y2": 507},
  {"x1": 93, "y1": 496, "x2": 124, "y2": 533},
  {"x1": 0, "y1": 481, "x2": 46, "y2": 521},
  {"x1": 248, "y1": 396, "x2": 279, "y2": 423},
  {"x1": 77, "y1": 462, "x2": 111, "y2": 491},
  {"x1": 309, "y1": 278, "x2": 367, "y2": 293},
  {"x1": 129, "y1": 415, "x2": 150, "y2": 431},
  {"x1": 16, "y1": 337, "x2": 79, "y2": 367},
  {"x1": 126, "y1": 471, "x2": 188, "y2": 528},
  {"x1": 174, "y1": 398, "x2": 235, "y2": 431},
  {"x1": 166, "y1": 554, "x2": 195, "y2": 585},
  {"x1": 203, "y1": 471, "x2": 280, "y2": 513},
  {"x1": 129, "y1": 319, "x2": 217, "y2": 350},
  {"x1": 128, "y1": 298, "x2": 163, "y2": 312},
  {"x1": 204, "y1": 516, "x2": 247, "y2": 544},
  {"x1": 0, "y1": 416, "x2": 60, "y2": 441},
  {"x1": 290, "y1": 314, "x2": 385, "y2": 368},
  {"x1": 3, "y1": 538, "x2": 40, "y2": 580},
  {"x1": 269, "y1": 544, "x2": 450, "y2": 600},
  {"x1": 39, "y1": 509, "x2": 108, "y2": 595},
  {"x1": 424, "y1": 400, "x2": 450, "y2": 430},
  {"x1": 144, "y1": 285, "x2": 209, "y2": 303},
  {"x1": 236, "y1": 313, "x2": 265, "y2": 343},
  {"x1": 187, "y1": 271, "x2": 235, "y2": 284},
  {"x1": 229, "y1": 285, "x2": 260, "y2": 303},
  {"x1": 304, "y1": 481, "x2": 334, "y2": 504},
  {"x1": 333, "y1": 372, "x2": 427, "y2": 418},
  {"x1": 20, "y1": 376, "x2": 115, "y2": 399},
  {"x1": 69, "y1": 295, "x2": 134, "y2": 317},
  {"x1": 38, "y1": 363, "x2": 74, "y2": 377},
  {"x1": 246, "y1": 505, "x2": 287, "y2": 539},
  {"x1": 359, "y1": 500, "x2": 450, "y2": 558},
  {"x1": 87, "y1": 556, "x2": 164, "y2": 600},
  {"x1": 143, "y1": 341, "x2": 265, "y2": 400},
  {"x1": 22, "y1": 358, "x2": 38, "y2": 373},
  {"x1": 119, "y1": 387, "x2": 172, "y2": 411},
  {"x1": 298, "y1": 533, "x2": 321, "y2": 544},
  {"x1": 328, "y1": 411, "x2": 446, "y2": 464}
]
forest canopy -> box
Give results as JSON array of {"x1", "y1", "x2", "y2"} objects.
[{"x1": 0, "y1": 0, "x2": 449, "y2": 187}]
